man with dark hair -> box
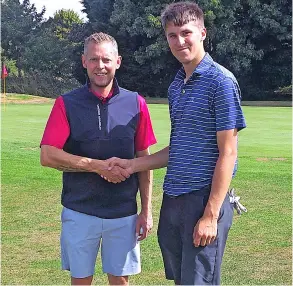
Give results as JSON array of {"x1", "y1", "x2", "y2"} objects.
[
  {"x1": 107, "y1": 2, "x2": 246, "y2": 285},
  {"x1": 40, "y1": 32, "x2": 156, "y2": 285}
]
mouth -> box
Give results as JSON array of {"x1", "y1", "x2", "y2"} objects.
[
  {"x1": 177, "y1": 47, "x2": 189, "y2": 52},
  {"x1": 94, "y1": 73, "x2": 107, "y2": 78}
]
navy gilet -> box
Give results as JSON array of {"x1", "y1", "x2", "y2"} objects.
[{"x1": 61, "y1": 81, "x2": 139, "y2": 219}]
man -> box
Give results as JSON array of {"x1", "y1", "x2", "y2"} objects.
[
  {"x1": 40, "y1": 32, "x2": 156, "y2": 285},
  {"x1": 107, "y1": 2, "x2": 246, "y2": 285}
]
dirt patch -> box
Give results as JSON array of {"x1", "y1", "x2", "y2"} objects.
[
  {"x1": 256, "y1": 157, "x2": 287, "y2": 162},
  {"x1": 256, "y1": 158, "x2": 269, "y2": 161},
  {"x1": 1, "y1": 94, "x2": 53, "y2": 104},
  {"x1": 10, "y1": 99, "x2": 52, "y2": 104},
  {"x1": 20, "y1": 147, "x2": 39, "y2": 151}
]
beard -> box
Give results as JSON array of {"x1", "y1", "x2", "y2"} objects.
[{"x1": 90, "y1": 74, "x2": 114, "y2": 88}]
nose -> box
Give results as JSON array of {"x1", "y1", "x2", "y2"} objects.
[
  {"x1": 96, "y1": 59, "x2": 104, "y2": 69},
  {"x1": 177, "y1": 36, "x2": 185, "y2": 46}
]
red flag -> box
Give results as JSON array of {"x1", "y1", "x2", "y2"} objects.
[{"x1": 1, "y1": 64, "x2": 8, "y2": 79}]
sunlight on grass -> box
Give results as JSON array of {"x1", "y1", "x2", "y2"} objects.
[{"x1": 1, "y1": 103, "x2": 292, "y2": 285}]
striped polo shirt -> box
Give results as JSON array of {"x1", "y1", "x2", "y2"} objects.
[{"x1": 163, "y1": 53, "x2": 246, "y2": 196}]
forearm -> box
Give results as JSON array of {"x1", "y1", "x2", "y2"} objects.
[
  {"x1": 40, "y1": 145, "x2": 104, "y2": 173},
  {"x1": 204, "y1": 153, "x2": 237, "y2": 219},
  {"x1": 132, "y1": 146, "x2": 169, "y2": 173},
  {"x1": 136, "y1": 148, "x2": 153, "y2": 214},
  {"x1": 138, "y1": 170, "x2": 153, "y2": 215}
]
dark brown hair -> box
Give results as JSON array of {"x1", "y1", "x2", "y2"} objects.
[{"x1": 161, "y1": 1, "x2": 205, "y2": 30}]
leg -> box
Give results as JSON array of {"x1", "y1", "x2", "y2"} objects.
[
  {"x1": 71, "y1": 276, "x2": 93, "y2": 285},
  {"x1": 107, "y1": 274, "x2": 129, "y2": 285},
  {"x1": 180, "y1": 188, "x2": 210, "y2": 285},
  {"x1": 157, "y1": 194, "x2": 183, "y2": 284},
  {"x1": 102, "y1": 214, "x2": 141, "y2": 278},
  {"x1": 210, "y1": 193, "x2": 234, "y2": 285},
  {"x1": 180, "y1": 189, "x2": 234, "y2": 285},
  {"x1": 60, "y1": 207, "x2": 102, "y2": 282}
]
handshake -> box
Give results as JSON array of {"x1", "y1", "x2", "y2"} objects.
[{"x1": 99, "y1": 157, "x2": 134, "y2": 183}]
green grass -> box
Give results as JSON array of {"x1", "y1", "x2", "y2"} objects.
[{"x1": 1, "y1": 103, "x2": 292, "y2": 285}]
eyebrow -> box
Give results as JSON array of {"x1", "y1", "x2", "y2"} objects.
[
  {"x1": 89, "y1": 56, "x2": 112, "y2": 60},
  {"x1": 181, "y1": 29, "x2": 192, "y2": 33}
]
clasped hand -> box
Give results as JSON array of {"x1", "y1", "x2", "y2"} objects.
[{"x1": 98, "y1": 157, "x2": 133, "y2": 183}]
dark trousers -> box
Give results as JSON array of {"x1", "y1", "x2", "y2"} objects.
[{"x1": 157, "y1": 186, "x2": 233, "y2": 285}]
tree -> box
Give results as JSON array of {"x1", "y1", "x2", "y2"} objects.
[
  {"x1": 245, "y1": 0, "x2": 291, "y2": 96},
  {"x1": 79, "y1": 0, "x2": 291, "y2": 99},
  {"x1": 1, "y1": 0, "x2": 45, "y2": 76},
  {"x1": 211, "y1": 0, "x2": 292, "y2": 98},
  {"x1": 22, "y1": 9, "x2": 84, "y2": 79},
  {"x1": 82, "y1": 0, "x2": 115, "y2": 32},
  {"x1": 53, "y1": 9, "x2": 83, "y2": 39}
]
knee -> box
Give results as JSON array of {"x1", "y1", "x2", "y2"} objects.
[
  {"x1": 107, "y1": 274, "x2": 129, "y2": 285},
  {"x1": 71, "y1": 276, "x2": 93, "y2": 285}
]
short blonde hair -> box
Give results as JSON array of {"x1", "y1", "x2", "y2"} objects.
[{"x1": 84, "y1": 32, "x2": 119, "y2": 55}]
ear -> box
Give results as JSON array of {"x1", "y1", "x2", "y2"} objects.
[
  {"x1": 201, "y1": 28, "x2": 207, "y2": 41},
  {"x1": 116, "y1": 55, "x2": 122, "y2": 70},
  {"x1": 81, "y1": 54, "x2": 87, "y2": 69}
]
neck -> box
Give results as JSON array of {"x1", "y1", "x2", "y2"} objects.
[
  {"x1": 183, "y1": 50, "x2": 206, "y2": 81},
  {"x1": 90, "y1": 81, "x2": 113, "y2": 98}
]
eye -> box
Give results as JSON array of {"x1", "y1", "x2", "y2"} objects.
[
  {"x1": 183, "y1": 31, "x2": 191, "y2": 37},
  {"x1": 103, "y1": 58, "x2": 111, "y2": 63},
  {"x1": 90, "y1": 58, "x2": 98, "y2": 62}
]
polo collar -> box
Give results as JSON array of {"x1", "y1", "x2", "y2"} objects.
[
  {"x1": 175, "y1": 53, "x2": 214, "y2": 82},
  {"x1": 193, "y1": 53, "x2": 214, "y2": 76}
]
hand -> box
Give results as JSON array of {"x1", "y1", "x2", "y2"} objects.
[
  {"x1": 98, "y1": 161, "x2": 130, "y2": 184},
  {"x1": 193, "y1": 216, "x2": 217, "y2": 247},
  {"x1": 136, "y1": 212, "x2": 153, "y2": 241},
  {"x1": 106, "y1": 157, "x2": 134, "y2": 177}
]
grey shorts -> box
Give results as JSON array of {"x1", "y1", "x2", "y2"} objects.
[
  {"x1": 60, "y1": 207, "x2": 141, "y2": 278},
  {"x1": 158, "y1": 186, "x2": 234, "y2": 285}
]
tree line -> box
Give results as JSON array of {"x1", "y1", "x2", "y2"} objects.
[{"x1": 1, "y1": 0, "x2": 292, "y2": 100}]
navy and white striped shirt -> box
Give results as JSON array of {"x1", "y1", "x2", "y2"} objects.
[{"x1": 163, "y1": 53, "x2": 246, "y2": 196}]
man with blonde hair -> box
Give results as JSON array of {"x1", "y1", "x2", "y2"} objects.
[{"x1": 40, "y1": 32, "x2": 156, "y2": 285}]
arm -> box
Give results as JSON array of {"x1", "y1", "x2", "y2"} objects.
[
  {"x1": 133, "y1": 146, "x2": 169, "y2": 172},
  {"x1": 131, "y1": 95, "x2": 168, "y2": 173},
  {"x1": 40, "y1": 145, "x2": 129, "y2": 183},
  {"x1": 193, "y1": 128, "x2": 238, "y2": 246},
  {"x1": 107, "y1": 146, "x2": 169, "y2": 174},
  {"x1": 135, "y1": 148, "x2": 153, "y2": 241}
]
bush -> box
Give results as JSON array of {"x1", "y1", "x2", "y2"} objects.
[{"x1": 2, "y1": 72, "x2": 80, "y2": 98}]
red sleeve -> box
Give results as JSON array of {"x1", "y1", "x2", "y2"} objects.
[
  {"x1": 40, "y1": 96, "x2": 70, "y2": 149},
  {"x1": 135, "y1": 95, "x2": 157, "y2": 152}
]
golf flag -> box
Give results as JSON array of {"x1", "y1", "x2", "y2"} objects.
[
  {"x1": 1, "y1": 64, "x2": 8, "y2": 110},
  {"x1": 1, "y1": 64, "x2": 8, "y2": 79}
]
